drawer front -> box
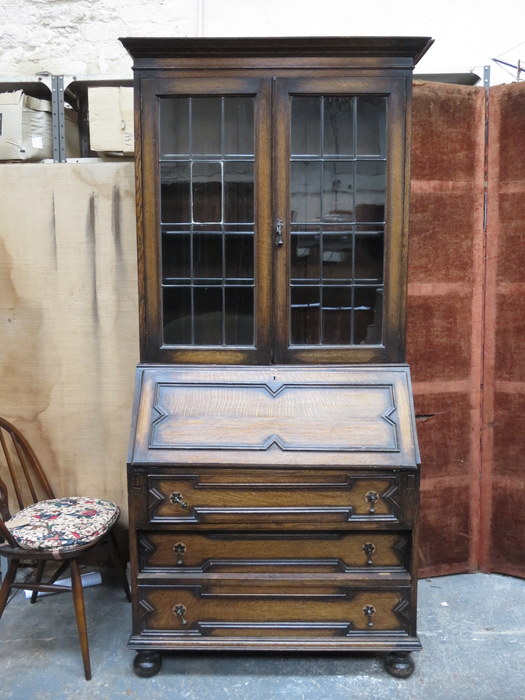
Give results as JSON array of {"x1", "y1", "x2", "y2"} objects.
[
  {"x1": 136, "y1": 583, "x2": 413, "y2": 638},
  {"x1": 144, "y1": 469, "x2": 415, "y2": 525},
  {"x1": 138, "y1": 530, "x2": 409, "y2": 573}
]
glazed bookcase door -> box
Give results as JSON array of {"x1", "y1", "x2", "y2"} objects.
[
  {"x1": 139, "y1": 77, "x2": 273, "y2": 363},
  {"x1": 138, "y1": 75, "x2": 409, "y2": 365},
  {"x1": 273, "y1": 77, "x2": 409, "y2": 364}
]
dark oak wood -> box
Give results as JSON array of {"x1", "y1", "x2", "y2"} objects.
[
  {"x1": 124, "y1": 36, "x2": 431, "y2": 365},
  {"x1": 127, "y1": 365, "x2": 420, "y2": 671},
  {"x1": 137, "y1": 584, "x2": 412, "y2": 637},
  {"x1": 120, "y1": 36, "x2": 432, "y2": 63},
  {"x1": 129, "y1": 365, "x2": 419, "y2": 467},
  {"x1": 122, "y1": 36, "x2": 428, "y2": 678},
  {"x1": 138, "y1": 530, "x2": 410, "y2": 572}
]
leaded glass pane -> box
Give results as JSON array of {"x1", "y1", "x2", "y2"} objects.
[
  {"x1": 159, "y1": 95, "x2": 255, "y2": 346},
  {"x1": 289, "y1": 94, "x2": 386, "y2": 346}
]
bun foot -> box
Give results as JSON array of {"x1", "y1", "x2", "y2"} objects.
[
  {"x1": 384, "y1": 651, "x2": 415, "y2": 678},
  {"x1": 133, "y1": 650, "x2": 162, "y2": 677}
]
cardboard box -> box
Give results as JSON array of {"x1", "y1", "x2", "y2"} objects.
[
  {"x1": 0, "y1": 90, "x2": 80, "y2": 161},
  {"x1": 88, "y1": 87, "x2": 134, "y2": 155}
]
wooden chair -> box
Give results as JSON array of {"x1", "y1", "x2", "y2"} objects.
[{"x1": 0, "y1": 416, "x2": 131, "y2": 680}]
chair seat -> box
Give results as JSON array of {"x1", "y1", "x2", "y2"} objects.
[{"x1": 5, "y1": 497, "x2": 120, "y2": 551}]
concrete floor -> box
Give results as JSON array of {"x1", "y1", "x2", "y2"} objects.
[{"x1": 0, "y1": 568, "x2": 523, "y2": 699}]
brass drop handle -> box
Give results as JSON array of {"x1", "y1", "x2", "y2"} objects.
[
  {"x1": 173, "y1": 603, "x2": 187, "y2": 625},
  {"x1": 169, "y1": 492, "x2": 188, "y2": 509},
  {"x1": 275, "y1": 218, "x2": 284, "y2": 246},
  {"x1": 363, "y1": 604, "x2": 376, "y2": 627},
  {"x1": 362, "y1": 542, "x2": 376, "y2": 565},
  {"x1": 366, "y1": 491, "x2": 379, "y2": 514},
  {"x1": 173, "y1": 542, "x2": 187, "y2": 565}
]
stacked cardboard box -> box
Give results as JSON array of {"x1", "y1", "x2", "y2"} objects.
[
  {"x1": 0, "y1": 90, "x2": 80, "y2": 161},
  {"x1": 88, "y1": 87, "x2": 134, "y2": 156}
]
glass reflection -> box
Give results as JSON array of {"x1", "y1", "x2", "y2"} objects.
[
  {"x1": 354, "y1": 233, "x2": 384, "y2": 282},
  {"x1": 225, "y1": 287, "x2": 254, "y2": 345},
  {"x1": 291, "y1": 233, "x2": 320, "y2": 280},
  {"x1": 291, "y1": 286, "x2": 320, "y2": 344},
  {"x1": 356, "y1": 97, "x2": 386, "y2": 156},
  {"x1": 193, "y1": 234, "x2": 223, "y2": 279},
  {"x1": 192, "y1": 98, "x2": 222, "y2": 155},
  {"x1": 289, "y1": 94, "x2": 387, "y2": 346},
  {"x1": 322, "y1": 161, "x2": 354, "y2": 218},
  {"x1": 354, "y1": 286, "x2": 382, "y2": 344},
  {"x1": 192, "y1": 162, "x2": 222, "y2": 223},
  {"x1": 321, "y1": 234, "x2": 353, "y2": 280},
  {"x1": 225, "y1": 234, "x2": 254, "y2": 279},
  {"x1": 291, "y1": 97, "x2": 321, "y2": 155},
  {"x1": 355, "y1": 161, "x2": 386, "y2": 222},
  {"x1": 163, "y1": 287, "x2": 191, "y2": 344},
  {"x1": 159, "y1": 95, "x2": 256, "y2": 347},
  {"x1": 160, "y1": 98, "x2": 189, "y2": 156},
  {"x1": 162, "y1": 233, "x2": 191, "y2": 281},
  {"x1": 323, "y1": 97, "x2": 354, "y2": 155},
  {"x1": 224, "y1": 162, "x2": 254, "y2": 223},
  {"x1": 160, "y1": 162, "x2": 190, "y2": 224},
  {"x1": 193, "y1": 286, "x2": 223, "y2": 344},
  {"x1": 322, "y1": 286, "x2": 352, "y2": 344},
  {"x1": 224, "y1": 98, "x2": 255, "y2": 154},
  {"x1": 290, "y1": 162, "x2": 322, "y2": 223}
]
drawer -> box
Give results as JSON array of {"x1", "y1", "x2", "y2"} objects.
[
  {"x1": 136, "y1": 582, "x2": 413, "y2": 639},
  {"x1": 142, "y1": 468, "x2": 416, "y2": 525},
  {"x1": 138, "y1": 530, "x2": 410, "y2": 573}
]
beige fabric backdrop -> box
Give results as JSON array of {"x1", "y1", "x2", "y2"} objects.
[{"x1": 0, "y1": 162, "x2": 138, "y2": 523}]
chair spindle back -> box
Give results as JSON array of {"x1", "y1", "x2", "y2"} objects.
[{"x1": 0, "y1": 417, "x2": 55, "y2": 521}]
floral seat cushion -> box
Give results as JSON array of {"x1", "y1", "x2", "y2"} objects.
[{"x1": 5, "y1": 497, "x2": 119, "y2": 551}]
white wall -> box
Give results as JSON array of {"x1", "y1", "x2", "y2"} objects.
[{"x1": 1, "y1": 0, "x2": 524, "y2": 85}]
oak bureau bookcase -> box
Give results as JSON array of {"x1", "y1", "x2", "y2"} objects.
[{"x1": 121, "y1": 36, "x2": 432, "y2": 679}]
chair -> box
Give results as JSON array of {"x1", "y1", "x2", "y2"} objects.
[{"x1": 0, "y1": 416, "x2": 131, "y2": 680}]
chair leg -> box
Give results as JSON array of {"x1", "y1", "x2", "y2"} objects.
[
  {"x1": 107, "y1": 531, "x2": 131, "y2": 602},
  {"x1": 48, "y1": 559, "x2": 69, "y2": 585},
  {"x1": 70, "y1": 558, "x2": 92, "y2": 681},
  {"x1": 0, "y1": 559, "x2": 19, "y2": 619},
  {"x1": 30, "y1": 560, "x2": 46, "y2": 604}
]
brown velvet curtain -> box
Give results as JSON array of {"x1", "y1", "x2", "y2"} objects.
[
  {"x1": 481, "y1": 83, "x2": 525, "y2": 578},
  {"x1": 409, "y1": 80, "x2": 525, "y2": 578}
]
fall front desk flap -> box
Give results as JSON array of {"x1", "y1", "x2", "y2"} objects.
[{"x1": 128, "y1": 365, "x2": 419, "y2": 469}]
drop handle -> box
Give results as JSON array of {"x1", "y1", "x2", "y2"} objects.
[
  {"x1": 169, "y1": 492, "x2": 188, "y2": 509},
  {"x1": 173, "y1": 604, "x2": 187, "y2": 625},
  {"x1": 275, "y1": 218, "x2": 284, "y2": 246},
  {"x1": 363, "y1": 604, "x2": 376, "y2": 627},
  {"x1": 173, "y1": 542, "x2": 187, "y2": 565},
  {"x1": 365, "y1": 491, "x2": 379, "y2": 514},
  {"x1": 362, "y1": 542, "x2": 376, "y2": 565}
]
